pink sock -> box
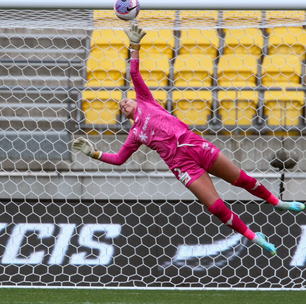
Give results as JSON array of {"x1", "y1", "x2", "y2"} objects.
[
  {"x1": 232, "y1": 170, "x2": 274, "y2": 202},
  {"x1": 266, "y1": 193, "x2": 279, "y2": 206},
  {"x1": 208, "y1": 199, "x2": 256, "y2": 241}
]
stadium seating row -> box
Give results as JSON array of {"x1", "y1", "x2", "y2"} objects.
[
  {"x1": 82, "y1": 89, "x2": 305, "y2": 131},
  {"x1": 86, "y1": 26, "x2": 306, "y2": 88},
  {"x1": 83, "y1": 10, "x2": 306, "y2": 131}
]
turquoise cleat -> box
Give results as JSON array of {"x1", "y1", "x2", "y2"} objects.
[
  {"x1": 255, "y1": 232, "x2": 276, "y2": 256},
  {"x1": 274, "y1": 201, "x2": 305, "y2": 212}
]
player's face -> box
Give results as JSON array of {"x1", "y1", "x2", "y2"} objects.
[{"x1": 120, "y1": 98, "x2": 137, "y2": 119}]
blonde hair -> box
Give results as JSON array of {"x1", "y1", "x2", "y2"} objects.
[{"x1": 119, "y1": 98, "x2": 136, "y2": 109}]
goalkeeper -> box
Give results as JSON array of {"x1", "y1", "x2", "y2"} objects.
[{"x1": 73, "y1": 24, "x2": 305, "y2": 256}]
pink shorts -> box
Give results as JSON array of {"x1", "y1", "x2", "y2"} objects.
[{"x1": 169, "y1": 132, "x2": 220, "y2": 188}]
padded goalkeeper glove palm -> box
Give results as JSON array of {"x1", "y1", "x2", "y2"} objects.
[
  {"x1": 73, "y1": 137, "x2": 102, "y2": 159},
  {"x1": 124, "y1": 24, "x2": 146, "y2": 50}
]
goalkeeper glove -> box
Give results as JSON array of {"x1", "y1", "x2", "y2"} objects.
[
  {"x1": 72, "y1": 137, "x2": 102, "y2": 160},
  {"x1": 124, "y1": 24, "x2": 146, "y2": 50}
]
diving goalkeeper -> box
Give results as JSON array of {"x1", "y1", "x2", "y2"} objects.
[{"x1": 73, "y1": 24, "x2": 305, "y2": 256}]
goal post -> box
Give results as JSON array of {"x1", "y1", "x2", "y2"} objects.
[{"x1": 0, "y1": 4, "x2": 306, "y2": 289}]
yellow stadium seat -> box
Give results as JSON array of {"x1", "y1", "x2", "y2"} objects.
[
  {"x1": 261, "y1": 26, "x2": 306, "y2": 88},
  {"x1": 179, "y1": 29, "x2": 219, "y2": 59},
  {"x1": 82, "y1": 90, "x2": 121, "y2": 125},
  {"x1": 266, "y1": 27, "x2": 306, "y2": 56},
  {"x1": 223, "y1": 28, "x2": 264, "y2": 56},
  {"x1": 218, "y1": 90, "x2": 259, "y2": 126},
  {"x1": 86, "y1": 30, "x2": 129, "y2": 87},
  {"x1": 172, "y1": 90, "x2": 212, "y2": 125},
  {"x1": 264, "y1": 90, "x2": 304, "y2": 127},
  {"x1": 261, "y1": 55, "x2": 303, "y2": 87},
  {"x1": 218, "y1": 28, "x2": 263, "y2": 87},
  {"x1": 135, "y1": 55, "x2": 171, "y2": 87},
  {"x1": 127, "y1": 90, "x2": 168, "y2": 108},
  {"x1": 141, "y1": 29, "x2": 174, "y2": 60},
  {"x1": 218, "y1": 55, "x2": 259, "y2": 87},
  {"x1": 174, "y1": 29, "x2": 219, "y2": 87},
  {"x1": 90, "y1": 29, "x2": 128, "y2": 50},
  {"x1": 139, "y1": 29, "x2": 175, "y2": 87}
]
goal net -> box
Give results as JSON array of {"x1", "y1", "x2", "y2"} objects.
[{"x1": 0, "y1": 8, "x2": 306, "y2": 289}]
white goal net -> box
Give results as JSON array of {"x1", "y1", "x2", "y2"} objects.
[{"x1": 0, "y1": 8, "x2": 306, "y2": 289}]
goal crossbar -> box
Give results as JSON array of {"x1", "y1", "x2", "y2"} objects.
[{"x1": 0, "y1": 0, "x2": 306, "y2": 10}]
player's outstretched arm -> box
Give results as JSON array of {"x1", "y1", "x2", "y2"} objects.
[
  {"x1": 73, "y1": 136, "x2": 140, "y2": 166},
  {"x1": 72, "y1": 137, "x2": 102, "y2": 160},
  {"x1": 123, "y1": 24, "x2": 155, "y2": 102}
]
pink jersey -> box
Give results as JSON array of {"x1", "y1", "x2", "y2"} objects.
[{"x1": 101, "y1": 58, "x2": 190, "y2": 166}]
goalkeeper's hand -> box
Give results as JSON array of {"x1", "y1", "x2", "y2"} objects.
[
  {"x1": 72, "y1": 137, "x2": 96, "y2": 158},
  {"x1": 124, "y1": 24, "x2": 146, "y2": 47}
]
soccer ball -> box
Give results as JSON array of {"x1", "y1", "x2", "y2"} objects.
[{"x1": 114, "y1": 0, "x2": 140, "y2": 21}]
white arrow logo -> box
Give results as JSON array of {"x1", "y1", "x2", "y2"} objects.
[{"x1": 174, "y1": 233, "x2": 242, "y2": 259}]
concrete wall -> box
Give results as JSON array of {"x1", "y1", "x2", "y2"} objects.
[{"x1": 1, "y1": 134, "x2": 306, "y2": 201}]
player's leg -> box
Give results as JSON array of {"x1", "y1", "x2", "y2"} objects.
[
  {"x1": 208, "y1": 152, "x2": 305, "y2": 212},
  {"x1": 188, "y1": 172, "x2": 276, "y2": 255}
]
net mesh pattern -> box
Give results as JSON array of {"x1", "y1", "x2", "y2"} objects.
[{"x1": 0, "y1": 9, "x2": 306, "y2": 288}]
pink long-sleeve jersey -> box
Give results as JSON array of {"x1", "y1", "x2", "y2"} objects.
[{"x1": 101, "y1": 59, "x2": 189, "y2": 166}]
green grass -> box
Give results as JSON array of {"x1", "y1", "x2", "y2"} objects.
[{"x1": 0, "y1": 289, "x2": 305, "y2": 304}]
